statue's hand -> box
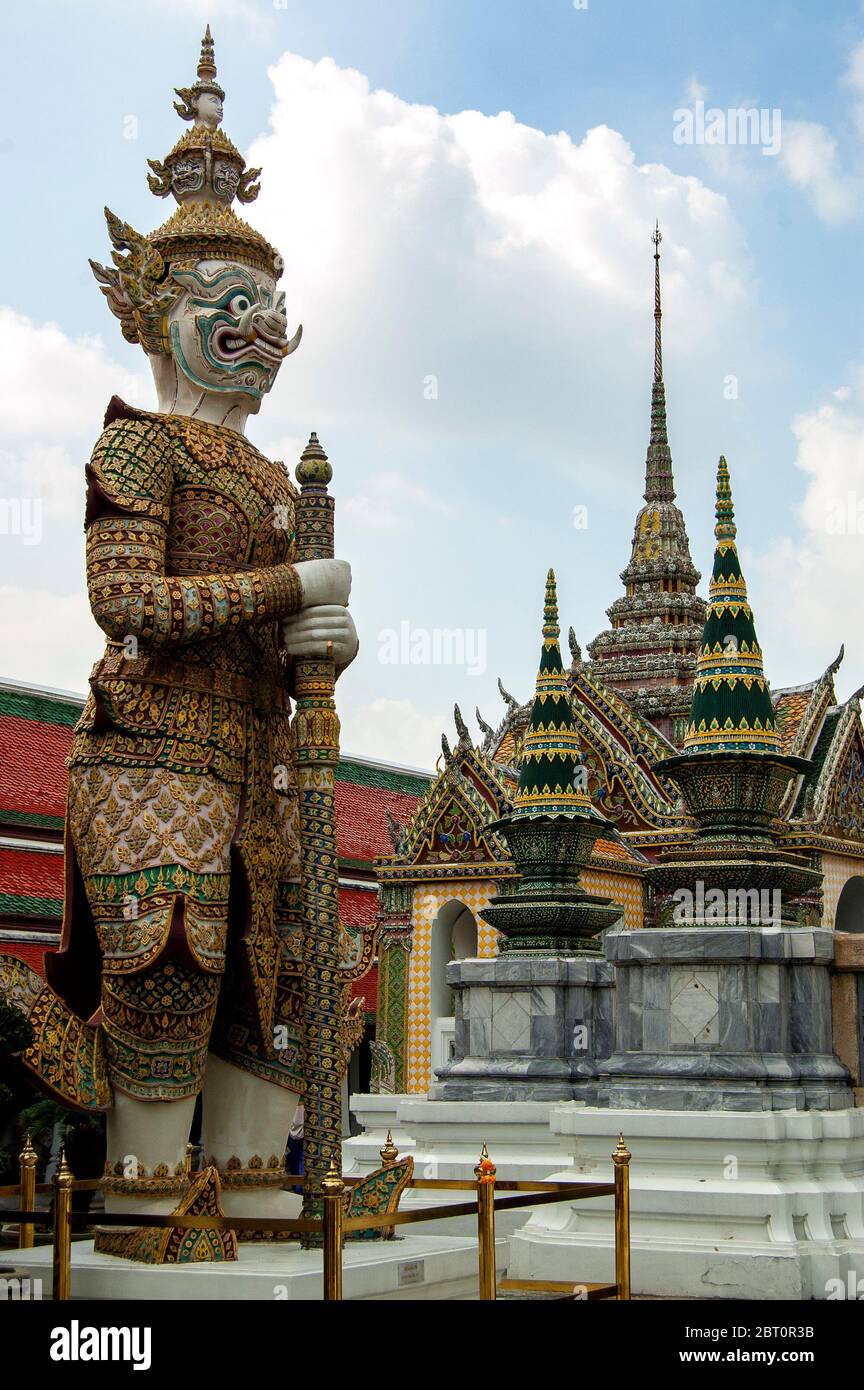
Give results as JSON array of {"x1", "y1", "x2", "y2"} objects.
[
  {"x1": 282, "y1": 605, "x2": 359, "y2": 669},
  {"x1": 294, "y1": 558, "x2": 352, "y2": 608}
]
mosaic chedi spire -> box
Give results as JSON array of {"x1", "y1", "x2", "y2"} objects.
[
  {"x1": 684, "y1": 456, "x2": 779, "y2": 755},
  {"x1": 650, "y1": 459, "x2": 818, "y2": 921},
  {"x1": 511, "y1": 569, "x2": 606, "y2": 822},
  {"x1": 587, "y1": 225, "x2": 706, "y2": 745},
  {"x1": 481, "y1": 571, "x2": 619, "y2": 955}
]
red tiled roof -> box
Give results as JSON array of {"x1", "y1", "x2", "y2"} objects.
[
  {"x1": 1, "y1": 943, "x2": 48, "y2": 974},
  {"x1": 0, "y1": 847, "x2": 64, "y2": 901},
  {"x1": 352, "y1": 964, "x2": 378, "y2": 1013},
  {"x1": 0, "y1": 713, "x2": 72, "y2": 822},
  {"x1": 335, "y1": 781, "x2": 419, "y2": 864},
  {"x1": 338, "y1": 885, "x2": 379, "y2": 926}
]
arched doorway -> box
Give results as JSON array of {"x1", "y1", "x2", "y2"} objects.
[
  {"x1": 835, "y1": 877, "x2": 864, "y2": 933},
  {"x1": 429, "y1": 899, "x2": 478, "y2": 1075}
]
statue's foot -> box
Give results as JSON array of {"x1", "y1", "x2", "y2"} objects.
[
  {"x1": 214, "y1": 1162, "x2": 302, "y2": 1238},
  {"x1": 95, "y1": 1166, "x2": 238, "y2": 1264}
]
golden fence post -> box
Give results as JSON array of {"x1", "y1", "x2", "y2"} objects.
[
  {"x1": 474, "y1": 1142, "x2": 497, "y2": 1301},
  {"x1": 321, "y1": 1159, "x2": 345, "y2": 1302},
  {"x1": 18, "y1": 1132, "x2": 37, "y2": 1250},
  {"x1": 52, "y1": 1149, "x2": 73, "y2": 1302},
  {"x1": 612, "y1": 1132, "x2": 632, "y2": 1300}
]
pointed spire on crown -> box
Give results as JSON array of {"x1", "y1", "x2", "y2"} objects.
[
  {"x1": 173, "y1": 25, "x2": 226, "y2": 124},
  {"x1": 197, "y1": 24, "x2": 218, "y2": 84},
  {"x1": 511, "y1": 571, "x2": 603, "y2": 820},
  {"x1": 683, "y1": 457, "x2": 779, "y2": 755},
  {"x1": 644, "y1": 223, "x2": 676, "y2": 504}
]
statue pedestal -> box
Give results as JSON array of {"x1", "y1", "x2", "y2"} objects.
[
  {"x1": 597, "y1": 927, "x2": 852, "y2": 1111},
  {"x1": 11, "y1": 1231, "x2": 506, "y2": 1302},
  {"x1": 428, "y1": 954, "x2": 614, "y2": 1102}
]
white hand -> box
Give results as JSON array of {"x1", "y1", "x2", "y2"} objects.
[
  {"x1": 294, "y1": 558, "x2": 352, "y2": 608},
  {"x1": 282, "y1": 605, "x2": 359, "y2": 668}
]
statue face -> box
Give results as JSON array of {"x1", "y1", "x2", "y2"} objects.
[
  {"x1": 195, "y1": 91, "x2": 223, "y2": 128},
  {"x1": 167, "y1": 259, "x2": 289, "y2": 406}
]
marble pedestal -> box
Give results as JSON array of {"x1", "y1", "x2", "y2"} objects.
[
  {"x1": 12, "y1": 1233, "x2": 507, "y2": 1302},
  {"x1": 508, "y1": 1103, "x2": 864, "y2": 1300},
  {"x1": 429, "y1": 955, "x2": 614, "y2": 1101},
  {"x1": 597, "y1": 927, "x2": 853, "y2": 1111}
]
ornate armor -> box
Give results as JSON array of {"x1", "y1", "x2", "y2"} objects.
[{"x1": 44, "y1": 398, "x2": 307, "y2": 1102}]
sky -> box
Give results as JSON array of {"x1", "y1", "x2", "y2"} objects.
[{"x1": 2, "y1": 0, "x2": 864, "y2": 769}]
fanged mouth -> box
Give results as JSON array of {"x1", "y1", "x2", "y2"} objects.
[{"x1": 212, "y1": 324, "x2": 288, "y2": 365}]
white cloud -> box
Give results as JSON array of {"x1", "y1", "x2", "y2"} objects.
[
  {"x1": 0, "y1": 309, "x2": 150, "y2": 438},
  {"x1": 249, "y1": 53, "x2": 750, "y2": 461},
  {"x1": 777, "y1": 40, "x2": 864, "y2": 223},
  {"x1": 0, "y1": 587, "x2": 100, "y2": 693},
  {"x1": 779, "y1": 120, "x2": 861, "y2": 223},
  {"x1": 340, "y1": 697, "x2": 440, "y2": 769},
  {"x1": 342, "y1": 472, "x2": 460, "y2": 533},
  {"x1": 756, "y1": 379, "x2": 864, "y2": 696}
]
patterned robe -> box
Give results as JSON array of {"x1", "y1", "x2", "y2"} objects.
[{"x1": 43, "y1": 396, "x2": 308, "y2": 1103}]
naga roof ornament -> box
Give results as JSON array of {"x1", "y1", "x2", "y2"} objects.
[
  {"x1": 683, "y1": 456, "x2": 780, "y2": 755},
  {"x1": 90, "y1": 27, "x2": 290, "y2": 356}
]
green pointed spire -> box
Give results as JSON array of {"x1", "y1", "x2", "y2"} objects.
[
  {"x1": 511, "y1": 570, "x2": 598, "y2": 819},
  {"x1": 683, "y1": 457, "x2": 779, "y2": 755}
]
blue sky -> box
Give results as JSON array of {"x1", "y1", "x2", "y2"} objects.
[{"x1": 2, "y1": 0, "x2": 864, "y2": 766}]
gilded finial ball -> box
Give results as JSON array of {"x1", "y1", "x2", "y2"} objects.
[{"x1": 296, "y1": 431, "x2": 332, "y2": 486}]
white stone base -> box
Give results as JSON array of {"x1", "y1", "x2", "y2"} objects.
[
  {"x1": 345, "y1": 1095, "x2": 574, "y2": 1237},
  {"x1": 12, "y1": 1234, "x2": 506, "y2": 1302},
  {"x1": 509, "y1": 1104, "x2": 864, "y2": 1300},
  {"x1": 344, "y1": 1094, "x2": 419, "y2": 1175},
  {"x1": 346, "y1": 1094, "x2": 864, "y2": 1299}
]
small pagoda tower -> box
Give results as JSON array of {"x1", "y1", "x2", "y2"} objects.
[
  {"x1": 431, "y1": 572, "x2": 623, "y2": 1101},
  {"x1": 597, "y1": 459, "x2": 850, "y2": 1112},
  {"x1": 587, "y1": 226, "x2": 706, "y2": 744},
  {"x1": 481, "y1": 569, "x2": 621, "y2": 954},
  {"x1": 649, "y1": 456, "x2": 819, "y2": 919}
]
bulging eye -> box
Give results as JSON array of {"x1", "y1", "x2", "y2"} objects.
[{"x1": 229, "y1": 294, "x2": 252, "y2": 316}]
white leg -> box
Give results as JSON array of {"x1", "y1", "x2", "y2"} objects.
[
  {"x1": 105, "y1": 1090, "x2": 196, "y2": 1216},
  {"x1": 200, "y1": 1054, "x2": 302, "y2": 1217}
]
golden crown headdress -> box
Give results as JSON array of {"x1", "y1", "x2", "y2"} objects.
[{"x1": 90, "y1": 27, "x2": 282, "y2": 355}]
